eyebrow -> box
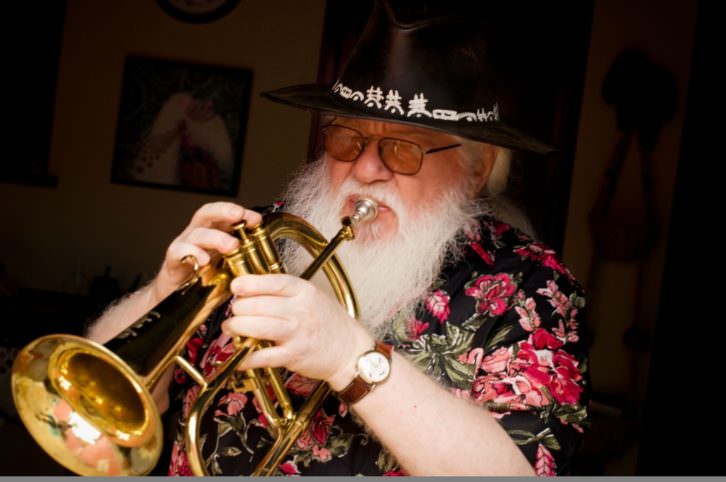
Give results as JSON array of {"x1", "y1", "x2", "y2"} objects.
[{"x1": 335, "y1": 120, "x2": 436, "y2": 140}]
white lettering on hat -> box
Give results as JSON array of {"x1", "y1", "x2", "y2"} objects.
[
  {"x1": 333, "y1": 81, "x2": 364, "y2": 101},
  {"x1": 407, "y1": 93, "x2": 432, "y2": 118},
  {"x1": 456, "y1": 112, "x2": 478, "y2": 121},
  {"x1": 477, "y1": 104, "x2": 499, "y2": 122},
  {"x1": 331, "y1": 81, "x2": 499, "y2": 123},
  {"x1": 384, "y1": 90, "x2": 404, "y2": 114},
  {"x1": 365, "y1": 86, "x2": 384, "y2": 108},
  {"x1": 433, "y1": 109, "x2": 458, "y2": 120}
]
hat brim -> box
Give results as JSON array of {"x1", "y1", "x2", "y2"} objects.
[{"x1": 262, "y1": 84, "x2": 556, "y2": 155}]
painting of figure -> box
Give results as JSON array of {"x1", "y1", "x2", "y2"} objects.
[{"x1": 112, "y1": 56, "x2": 252, "y2": 196}]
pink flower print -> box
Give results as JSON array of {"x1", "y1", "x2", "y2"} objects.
[
  {"x1": 515, "y1": 295, "x2": 541, "y2": 332},
  {"x1": 486, "y1": 379, "x2": 523, "y2": 408},
  {"x1": 552, "y1": 319, "x2": 567, "y2": 340},
  {"x1": 168, "y1": 440, "x2": 193, "y2": 475},
  {"x1": 550, "y1": 351, "x2": 583, "y2": 404},
  {"x1": 463, "y1": 222, "x2": 481, "y2": 242},
  {"x1": 459, "y1": 347, "x2": 485, "y2": 368},
  {"x1": 425, "y1": 290, "x2": 451, "y2": 322},
  {"x1": 531, "y1": 328, "x2": 563, "y2": 350},
  {"x1": 510, "y1": 375, "x2": 546, "y2": 407},
  {"x1": 312, "y1": 445, "x2": 332, "y2": 462},
  {"x1": 550, "y1": 367, "x2": 583, "y2": 405},
  {"x1": 310, "y1": 410, "x2": 335, "y2": 445},
  {"x1": 470, "y1": 241, "x2": 495, "y2": 265},
  {"x1": 295, "y1": 429, "x2": 315, "y2": 450},
  {"x1": 338, "y1": 402, "x2": 349, "y2": 417},
  {"x1": 279, "y1": 460, "x2": 300, "y2": 475},
  {"x1": 182, "y1": 385, "x2": 201, "y2": 419},
  {"x1": 566, "y1": 308, "x2": 581, "y2": 343},
  {"x1": 515, "y1": 242, "x2": 575, "y2": 282},
  {"x1": 493, "y1": 221, "x2": 511, "y2": 237},
  {"x1": 513, "y1": 337, "x2": 583, "y2": 407},
  {"x1": 481, "y1": 346, "x2": 512, "y2": 374},
  {"x1": 285, "y1": 373, "x2": 321, "y2": 397},
  {"x1": 251, "y1": 395, "x2": 271, "y2": 428},
  {"x1": 185, "y1": 336, "x2": 204, "y2": 364},
  {"x1": 176, "y1": 336, "x2": 205, "y2": 384},
  {"x1": 482, "y1": 219, "x2": 511, "y2": 239},
  {"x1": 174, "y1": 367, "x2": 187, "y2": 385},
  {"x1": 200, "y1": 332, "x2": 236, "y2": 378},
  {"x1": 470, "y1": 373, "x2": 501, "y2": 404},
  {"x1": 511, "y1": 341, "x2": 552, "y2": 389},
  {"x1": 406, "y1": 317, "x2": 430, "y2": 340},
  {"x1": 486, "y1": 373, "x2": 547, "y2": 410},
  {"x1": 383, "y1": 469, "x2": 408, "y2": 476},
  {"x1": 296, "y1": 410, "x2": 334, "y2": 450},
  {"x1": 535, "y1": 443, "x2": 556, "y2": 476},
  {"x1": 465, "y1": 273, "x2": 517, "y2": 316},
  {"x1": 537, "y1": 280, "x2": 571, "y2": 318},
  {"x1": 214, "y1": 391, "x2": 248, "y2": 417},
  {"x1": 502, "y1": 376, "x2": 545, "y2": 410}
]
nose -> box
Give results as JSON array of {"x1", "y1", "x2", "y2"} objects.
[{"x1": 350, "y1": 139, "x2": 394, "y2": 184}]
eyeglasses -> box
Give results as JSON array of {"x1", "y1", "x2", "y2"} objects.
[{"x1": 320, "y1": 124, "x2": 462, "y2": 176}]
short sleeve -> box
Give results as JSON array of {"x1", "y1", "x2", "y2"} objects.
[
  {"x1": 461, "y1": 238, "x2": 590, "y2": 475},
  {"x1": 390, "y1": 218, "x2": 591, "y2": 475}
]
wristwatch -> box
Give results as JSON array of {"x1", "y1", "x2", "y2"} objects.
[{"x1": 337, "y1": 341, "x2": 392, "y2": 404}]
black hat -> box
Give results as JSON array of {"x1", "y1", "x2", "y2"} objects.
[{"x1": 262, "y1": 0, "x2": 554, "y2": 154}]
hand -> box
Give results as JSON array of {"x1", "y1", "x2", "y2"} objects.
[
  {"x1": 222, "y1": 273, "x2": 374, "y2": 387},
  {"x1": 152, "y1": 202, "x2": 262, "y2": 303}
]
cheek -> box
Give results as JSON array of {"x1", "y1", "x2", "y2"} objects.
[
  {"x1": 419, "y1": 162, "x2": 467, "y2": 202},
  {"x1": 395, "y1": 166, "x2": 458, "y2": 209},
  {"x1": 327, "y1": 158, "x2": 351, "y2": 189}
]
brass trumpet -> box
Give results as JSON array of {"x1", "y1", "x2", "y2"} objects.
[{"x1": 10, "y1": 199, "x2": 378, "y2": 476}]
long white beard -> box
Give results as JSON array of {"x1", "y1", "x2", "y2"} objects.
[{"x1": 279, "y1": 158, "x2": 490, "y2": 332}]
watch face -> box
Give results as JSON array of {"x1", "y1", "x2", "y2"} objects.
[{"x1": 357, "y1": 351, "x2": 391, "y2": 384}]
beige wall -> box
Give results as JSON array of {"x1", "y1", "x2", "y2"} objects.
[{"x1": 0, "y1": 0, "x2": 326, "y2": 293}]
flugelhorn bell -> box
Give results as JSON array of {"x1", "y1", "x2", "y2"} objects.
[{"x1": 11, "y1": 199, "x2": 377, "y2": 476}]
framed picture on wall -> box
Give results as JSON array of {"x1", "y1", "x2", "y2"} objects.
[{"x1": 111, "y1": 56, "x2": 252, "y2": 196}]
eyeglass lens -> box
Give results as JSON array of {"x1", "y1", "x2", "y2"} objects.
[{"x1": 322, "y1": 125, "x2": 424, "y2": 175}]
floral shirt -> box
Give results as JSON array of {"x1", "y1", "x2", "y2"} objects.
[{"x1": 166, "y1": 214, "x2": 589, "y2": 476}]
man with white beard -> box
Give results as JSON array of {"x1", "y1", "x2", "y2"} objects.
[{"x1": 87, "y1": 1, "x2": 588, "y2": 476}]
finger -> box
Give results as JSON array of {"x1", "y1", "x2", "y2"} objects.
[
  {"x1": 230, "y1": 295, "x2": 299, "y2": 320},
  {"x1": 230, "y1": 273, "x2": 307, "y2": 298},
  {"x1": 188, "y1": 202, "x2": 262, "y2": 230},
  {"x1": 166, "y1": 241, "x2": 211, "y2": 268},
  {"x1": 185, "y1": 227, "x2": 239, "y2": 254},
  {"x1": 237, "y1": 345, "x2": 290, "y2": 371},
  {"x1": 222, "y1": 315, "x2": 293, "y2": 342}
]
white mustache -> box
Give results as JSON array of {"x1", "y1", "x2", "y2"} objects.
[{"x1": 337, "y1": 176, "x2": 407, "y2": 218}]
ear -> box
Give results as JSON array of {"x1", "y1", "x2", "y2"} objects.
[{"x1": 469, "y1": 144, "x2": 497, "y2": 197}]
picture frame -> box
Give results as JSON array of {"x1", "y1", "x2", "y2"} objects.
[
  {"x1": 156, "y1": 0, "x2": 241, "y2": 24},
  {"x1": 111, "y1": 56, "x2": 252, "y2": 196}
]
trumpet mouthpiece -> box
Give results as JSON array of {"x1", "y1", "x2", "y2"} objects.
[{"x1": 351, "y1": 198, "x2": 378, "y2": 224}]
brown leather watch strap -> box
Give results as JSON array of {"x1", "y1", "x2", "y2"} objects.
[
  {"x1": 337, "y1": 341, "x2": 392, "y2": 405},
  {"x1": 337, "y1": 375, "x2": 372, "y2": 405}
]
